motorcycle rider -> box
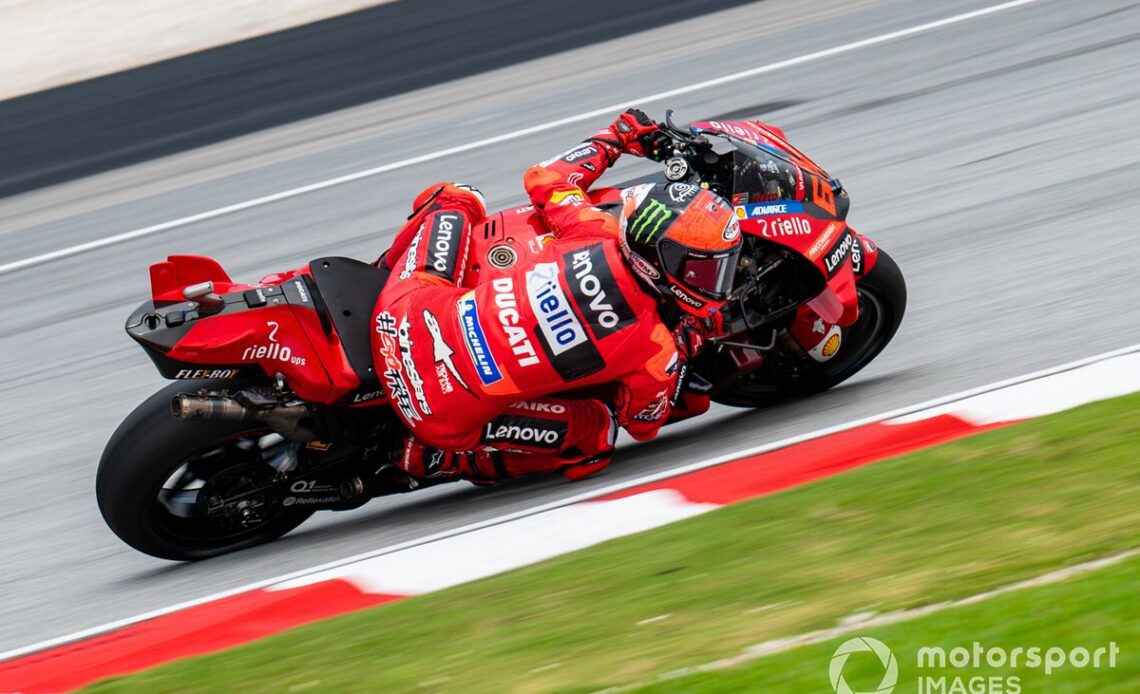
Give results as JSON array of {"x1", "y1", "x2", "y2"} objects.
[{"x1": 372, "y1": 109, "x2": 742, "y2": 482}]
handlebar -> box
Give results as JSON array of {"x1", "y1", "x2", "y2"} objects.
[{"x1": 650, "y1": 110, "x2": 722, "y2": 187}]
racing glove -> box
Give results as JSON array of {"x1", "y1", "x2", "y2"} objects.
[
  {"x1": 613, "y1": 108, "x2": 670, "y2": 158},
  {"x1": 664, "y1": 314, "x2": 721, "y2": 421},
  {"x1": 672, "y1": 315, "x2": 712, "y2": 362}
]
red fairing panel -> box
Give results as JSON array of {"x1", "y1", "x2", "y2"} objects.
[
  {"x1": 149, "y1": 255, "x2": 232, "y2": 299},
  {"x1": 150, "y1": 258, "x2": 365, "y2": 403},
  {"x1": 735, "y1": 212, "x2": 859, "y2": 326},
  {"x1": 165, "y1": 302, "x2": 337, "y2": 402}
]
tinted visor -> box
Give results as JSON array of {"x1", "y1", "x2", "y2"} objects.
[{"x1": 659, "y1": 240, "x2": 739, "y2": 301}]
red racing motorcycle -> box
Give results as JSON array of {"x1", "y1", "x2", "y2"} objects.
[{"x1": 97, "y1": 112, "x2": 906, "y2": 559}]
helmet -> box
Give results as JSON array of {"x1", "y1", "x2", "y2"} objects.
[{"x1": 618, "y1": 182, "x2": 741, "y2": 317}]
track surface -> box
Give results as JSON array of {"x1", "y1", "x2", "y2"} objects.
[
  {"x1": 0, "y1": 0, "x2": 754, "y2": 197},
  {"x1": 2, "y1": 0, "x2": 1139, "y2": 652}
]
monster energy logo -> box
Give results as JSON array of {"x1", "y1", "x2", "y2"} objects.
[{"x1": 629, "y1": 199, "x2": 673, "y2": 242}]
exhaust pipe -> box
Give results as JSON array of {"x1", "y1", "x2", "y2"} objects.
[
  {"x1": 171, "y1": 393, "x2": 315, "y2": 440},
  {"x1": 171, "y1": 394, "x2": 254, "y2": 422}
]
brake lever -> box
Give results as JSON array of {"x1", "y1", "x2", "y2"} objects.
[{"x1": 662, "y1": 109, "x2": 691, "y2": 141}]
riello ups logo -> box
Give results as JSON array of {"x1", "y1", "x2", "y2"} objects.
[{"x1": 242, "y1": 321, "x2": 307, "y2": 366}]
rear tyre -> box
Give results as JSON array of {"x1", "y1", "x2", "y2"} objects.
[
  {"x1": 712, "y1": 248, "x2": 906, "y2": 407},
  {"x1": 96, "y1": 380, "x2": 313, "y2": 561}
]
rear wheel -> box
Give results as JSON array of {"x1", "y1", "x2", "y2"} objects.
[
  {"x1": 96, "y1": 380, "x2": 313, "y2": 560},
  {"x1": 712, "y1": 248, "x2": 906, "y2": 407}
]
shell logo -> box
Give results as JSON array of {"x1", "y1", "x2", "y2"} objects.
[{"x1": 821, "y1": 332, "x2": 842, "y2": 358}]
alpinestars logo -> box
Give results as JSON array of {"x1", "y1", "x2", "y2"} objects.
[
  {"x1": 628, "y1": 199, "x2": 673, "y2": 243},
  {"x1": 399, "y1": 228, "x2": 423, "y2": 280},
  {"x1": 633, "y1": 389, "x2": 670, "y2": 422},
  {"x1": 395, "y1": 316, "x2": 431, "y2": 416},
  {"x1": 423, "y1": 309, "x2": 471, "y2": 395}
]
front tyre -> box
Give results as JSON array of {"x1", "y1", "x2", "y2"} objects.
[
  {"x1": 712, "y1": 248, "x2": 907, "y2": 407},
  {"x1": 96, "y1": 380, "x2": 313, "y2": 561}
]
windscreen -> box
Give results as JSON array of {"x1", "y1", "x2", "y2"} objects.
[{"x1": 731, "y1": 147, "x2": 802, "y2": 205}]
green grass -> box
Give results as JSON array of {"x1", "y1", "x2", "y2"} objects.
[
  {"x1": 636, "y1": 552, "x2": 1140, "y2": 693},
  {"x1": 88, "y1": 393, "x2": 1140, "y2": 693}
]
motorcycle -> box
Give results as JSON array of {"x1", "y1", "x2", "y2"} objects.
[{"x1": 97, "y1": 112, "x2": 906, "y2": 560}]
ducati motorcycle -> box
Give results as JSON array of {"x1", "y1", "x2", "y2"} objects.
[{"x1": 97, "y1": 112, "x2": 906, "y2": 560}]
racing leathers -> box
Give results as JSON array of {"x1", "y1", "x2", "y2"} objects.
[{"x1": 373, "y1": 113, "x2": 700, "y2": 482}]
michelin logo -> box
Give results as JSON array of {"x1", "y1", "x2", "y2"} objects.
[{"x1": 457, "y1": 293, "x2": 502, "y2": 386}]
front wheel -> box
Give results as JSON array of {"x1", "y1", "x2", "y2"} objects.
[
  {"x1": 96, "y1": 380, "x2": 313, "y2": 560},
  {"x1": 711, "y1": 247, "x2": 907, "y2": 407}
]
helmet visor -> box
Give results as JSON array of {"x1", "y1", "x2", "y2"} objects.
[{"x1": 659, "y1": 240, "x2": 739, "y2": 301}]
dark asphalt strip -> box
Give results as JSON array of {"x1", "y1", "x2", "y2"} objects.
[{"x1": 0, "y1": 0, "x2": 759, "y2": 199}]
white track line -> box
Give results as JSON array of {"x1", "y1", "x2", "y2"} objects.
[
  {"x1": 1, "y1": 338, "x2": 1135, "y2": 664},
  {"x1": 0, "y1": 0, "x2": 1046, "y2": 276}
]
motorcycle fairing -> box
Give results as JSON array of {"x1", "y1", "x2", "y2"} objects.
[
  {"x1": 132, "y1": 256, "x2": 386, "y2": 404},
  {"x1": 149, "y1": 254, "x2": 233, "y2": 302},
  {"x1": 691, "y1": 119, "x2": 849, "y2": 221},
  {"x1": 689, "y1": 119, "x2": 862, "y2": 326},
  {"x1": 851, "y1": 232, "x2": 880, "y2": 279},
  {"x1": 736, "y1": 210, "x2": 860, "y2": 326}
]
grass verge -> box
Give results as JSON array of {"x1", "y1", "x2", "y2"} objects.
[
  {"x1": 88, "y1": 393, "x2": 1140, "y2": 693},
  {"x1": 635, "y1": 552, "x2": 1139, "y2": 693}
]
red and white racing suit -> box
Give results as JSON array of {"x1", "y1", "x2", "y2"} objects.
[{"x1": 372, "y1": 127, "x2": 687, "y2": 480}]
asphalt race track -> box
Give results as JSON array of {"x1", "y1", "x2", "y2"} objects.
[
  {"x1": 0, "y1": 0, "x2": 756, "y2": 197},
  {"x1": 2, "y1": 0, "x2": 1140, "y2": 653}
]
